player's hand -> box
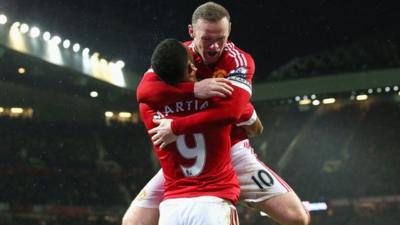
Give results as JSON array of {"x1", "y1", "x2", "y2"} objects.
[
  {"x1": 148, "y1": 119, "x2": 177, "y2": 149},
  {"x1": 194, "y1": 78, "x2": 233, "y2": 99},
  {"x1": 240, "y1": 117, "x2": 264, "y2": 138}
]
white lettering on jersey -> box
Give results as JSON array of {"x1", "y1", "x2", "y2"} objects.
[
  {"x1": 164, "y1": 105, "x2": 174, "y2": 116},
  {"x1": 160, "y1": 99, "x2": 209, "y2": 116},
  {"x1": 176, "y1": 133, "x2": 206, "y2": 177},
  {"x1": 176, "y1": 101, "x2": 184, "y2": 112},
  {"x1": 200, "y1": 101, "x2": 209, "y2": 110}
]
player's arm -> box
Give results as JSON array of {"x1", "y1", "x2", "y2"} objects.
[
  {"x1": 170, "y1": 83, "x2": 251, "y2": 134},
  {"x1": 137, "y1": 70, "x2": 233, "y2": 104},
  {"x1": 139, "y1": 103, "x2": 176, "y2": 151},
  {"x1": 142, "y1": 81, "x2": 251, "y2": 149},
  {"x1": 150, "y1": 53, "x2": 255, "y2": 147},
  {"x1": 150, "y1": 81, "x2": 251, "y2": 149},
  {"x1": 241, "y1": 117, "x2": 263, "y2": 138},
  {"x1": 170, "y1": 56, "x2": 255, "y2": 135},
  {"x1": 236, "y1": 103, "x2": 263, "y2": 138}
]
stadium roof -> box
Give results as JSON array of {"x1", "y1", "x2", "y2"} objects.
[{"x1": 1, "y1": 0, "x2": 398, "y2": 80}]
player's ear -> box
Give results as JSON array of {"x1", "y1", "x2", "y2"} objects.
[
  {"x1": 228, "y1": 22, "x2": 232, "y2": 35},
  {"x1": 188, "y1": 24, "x2": 194, "y2": 38}
]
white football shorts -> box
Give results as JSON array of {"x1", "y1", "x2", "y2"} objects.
[
  {"x1": 159, "y1": 196, "x2": 239, "y2": 225},
  {"x1": 131, "y1": 139, "x2": 292, "y2": 208}
]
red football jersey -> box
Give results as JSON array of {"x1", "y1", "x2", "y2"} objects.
[
  {"x1": 137, "y1": 41, "x2": 256, "y2": 145},
  {"x1": 185, "y1": 41, "x2": 255, "y2": 145},
  {"x1": 137, "y1": 72, "x2": 244, "y2": 204}
]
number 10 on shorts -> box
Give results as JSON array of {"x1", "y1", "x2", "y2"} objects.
[{"x1": 251, "y1": 170, "x2": 274, "y2": 190}]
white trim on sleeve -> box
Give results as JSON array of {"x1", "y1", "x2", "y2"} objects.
[
  {"x1": 236, "y1": 110, "x2": 258, "y2": 126},
  {"x1": 229, "y1": 80, "x2": 252, "y2": 96}
]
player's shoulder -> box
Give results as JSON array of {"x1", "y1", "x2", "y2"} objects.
[
  {"x1": 136, "y1": 68, "x2": 161, "y2": 102},
  {"x1": 142, "y1": 68, "x2": 159, "y2": 80},
  {"x1": 144, "y1": 67, "x2": 154, "y2": 74},
  {"x1": 224, "y1": 42, "x2": 253, "y2": 59},
  {"x1": 137, "y1": 68, "x2": 158, "y2": 89},
  {"x1": 223, "y1": 42, "x2": 254, "y2": 68}
]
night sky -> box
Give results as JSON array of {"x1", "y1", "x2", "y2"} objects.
[{"x1": 1, "y1": 0, "x2": 399, "y2": 80}]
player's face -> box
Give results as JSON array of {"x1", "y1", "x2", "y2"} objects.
[
  {"x1": 189, "y1": 17, "x2": 231, "y2": 65},
  {"x1": 184, "y1": 61, "x2": 197, "y2": 82}
]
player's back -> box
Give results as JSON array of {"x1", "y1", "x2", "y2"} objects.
[{"x1": 138, "y1": 72, "x2": 240, "y2": 204}]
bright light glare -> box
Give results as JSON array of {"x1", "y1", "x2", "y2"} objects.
[
  {"x1": 0, "y1": 14, "x2": 7, "y2": 25},
  {"x1": 51, "y1": 35, "x2": 62, "y2": 45},
  {"x1": 312, "y1": 100, "x2": 320, "y2": 106},
  {"x1": 63, "y1": 39, "x2": 70, "y2": 48},
  {"x1": 299, "y1": 99, "x2": 311, "y2": 105},
  {"x1": 109, "y1": 62, "x2": 126, "y2": 87},
  {"x1": 100, "y1": 58, "x2": 108, "y2": 65},
  {"x1": 82, "y1": 47, "x2": 90, "y2": 56},
  {"x1": 11, "y1": 108, "x2": 24, "y2": 114},
  {"x1": 303, "y1": 201, "x2": 328, "y2": 212},
  {"x1": 105, "y1": 111, "x2": 114, "y2": 118},
  {"x1": 43, "y1": 31, "x2": 51, "y2": 41},
  {"x1": 0, "y1": 107, "x2": 3, "y2": 113},
  {"x1": 29, "y1": 27, "x2": 40, "y2": 38},
  {"x1": 18, "y1": 67, "x2": 26, "y2": 74},
  {"x1": 20, "y1": 23, "x2": 29, "y2": 33},
  {"x1": 116, "y1": 60, "x2": 125, "y2": 68},
  {"x1": 119, "y1": 112, "x2": 132, "y2": 118},
  {"x1": 8, "y1": 22, "x2": 28, "y2": 53},
  {"x1": 91, "y1": 52, "x2": 100, "y2": 59},
  {"x1": 322, "y1": 98, "x2": 336, "y2": 104},
  {"x1": 11, "y1": 22, "x2": 20, "y2": 30},
  {"x1": 356, "y1": 94, "x2": 368, "y2": 101},
  {"x1": 90, "y1": 91, "x2": 98, "y2": 98},
  {"x1": 72, "y1": 43, "x2": 80, "y2": 52}
]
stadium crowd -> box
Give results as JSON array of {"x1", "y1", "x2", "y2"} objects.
[{"x1": 0, "y1": 98, "x2": 399, "y2": 224}]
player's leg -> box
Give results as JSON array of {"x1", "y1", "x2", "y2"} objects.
[
  {"x1": 191, "y1": 197, "x2": 239, "y2": 225},
  {"x1": 122, "y1": 206, "x2": 159, "y2": 225},
  {"x1": 122, "y1": 169, "x2": 165, "y2": 225},
  {"x1": 247, "y1": 192, "x2": 310, "y2": 225},
  {"x1": 231, "y1": 140, "x2": 310, "y2": 225}
]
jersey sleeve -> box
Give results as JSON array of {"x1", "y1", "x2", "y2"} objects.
[
  {"x1": 139, "y1": 103, "x2": 164, "y2": 153},
  {"x1": 171, "y1": 74, "x2": 251, "y2": 135},
  {"x1": 236, "y1": 102, "x2": 257, "y2": 126},
  {"x1": 139, "y1": 102, "x2": 155, "y2": 131},
  {"x1": 225, "y1": 43, "x2": 255, "y2": 91}
]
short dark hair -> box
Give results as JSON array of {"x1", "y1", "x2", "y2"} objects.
[
  {"x1": 192, "y1": 2, "x2": 230, "y2": 24},
  {"x1": 151, "y1": 39, "x2": 189, "y2": 85}
]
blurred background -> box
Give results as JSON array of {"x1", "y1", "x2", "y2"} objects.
[{"x1": 0, "y1": 0, "x2": 399, "y2": 224}]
